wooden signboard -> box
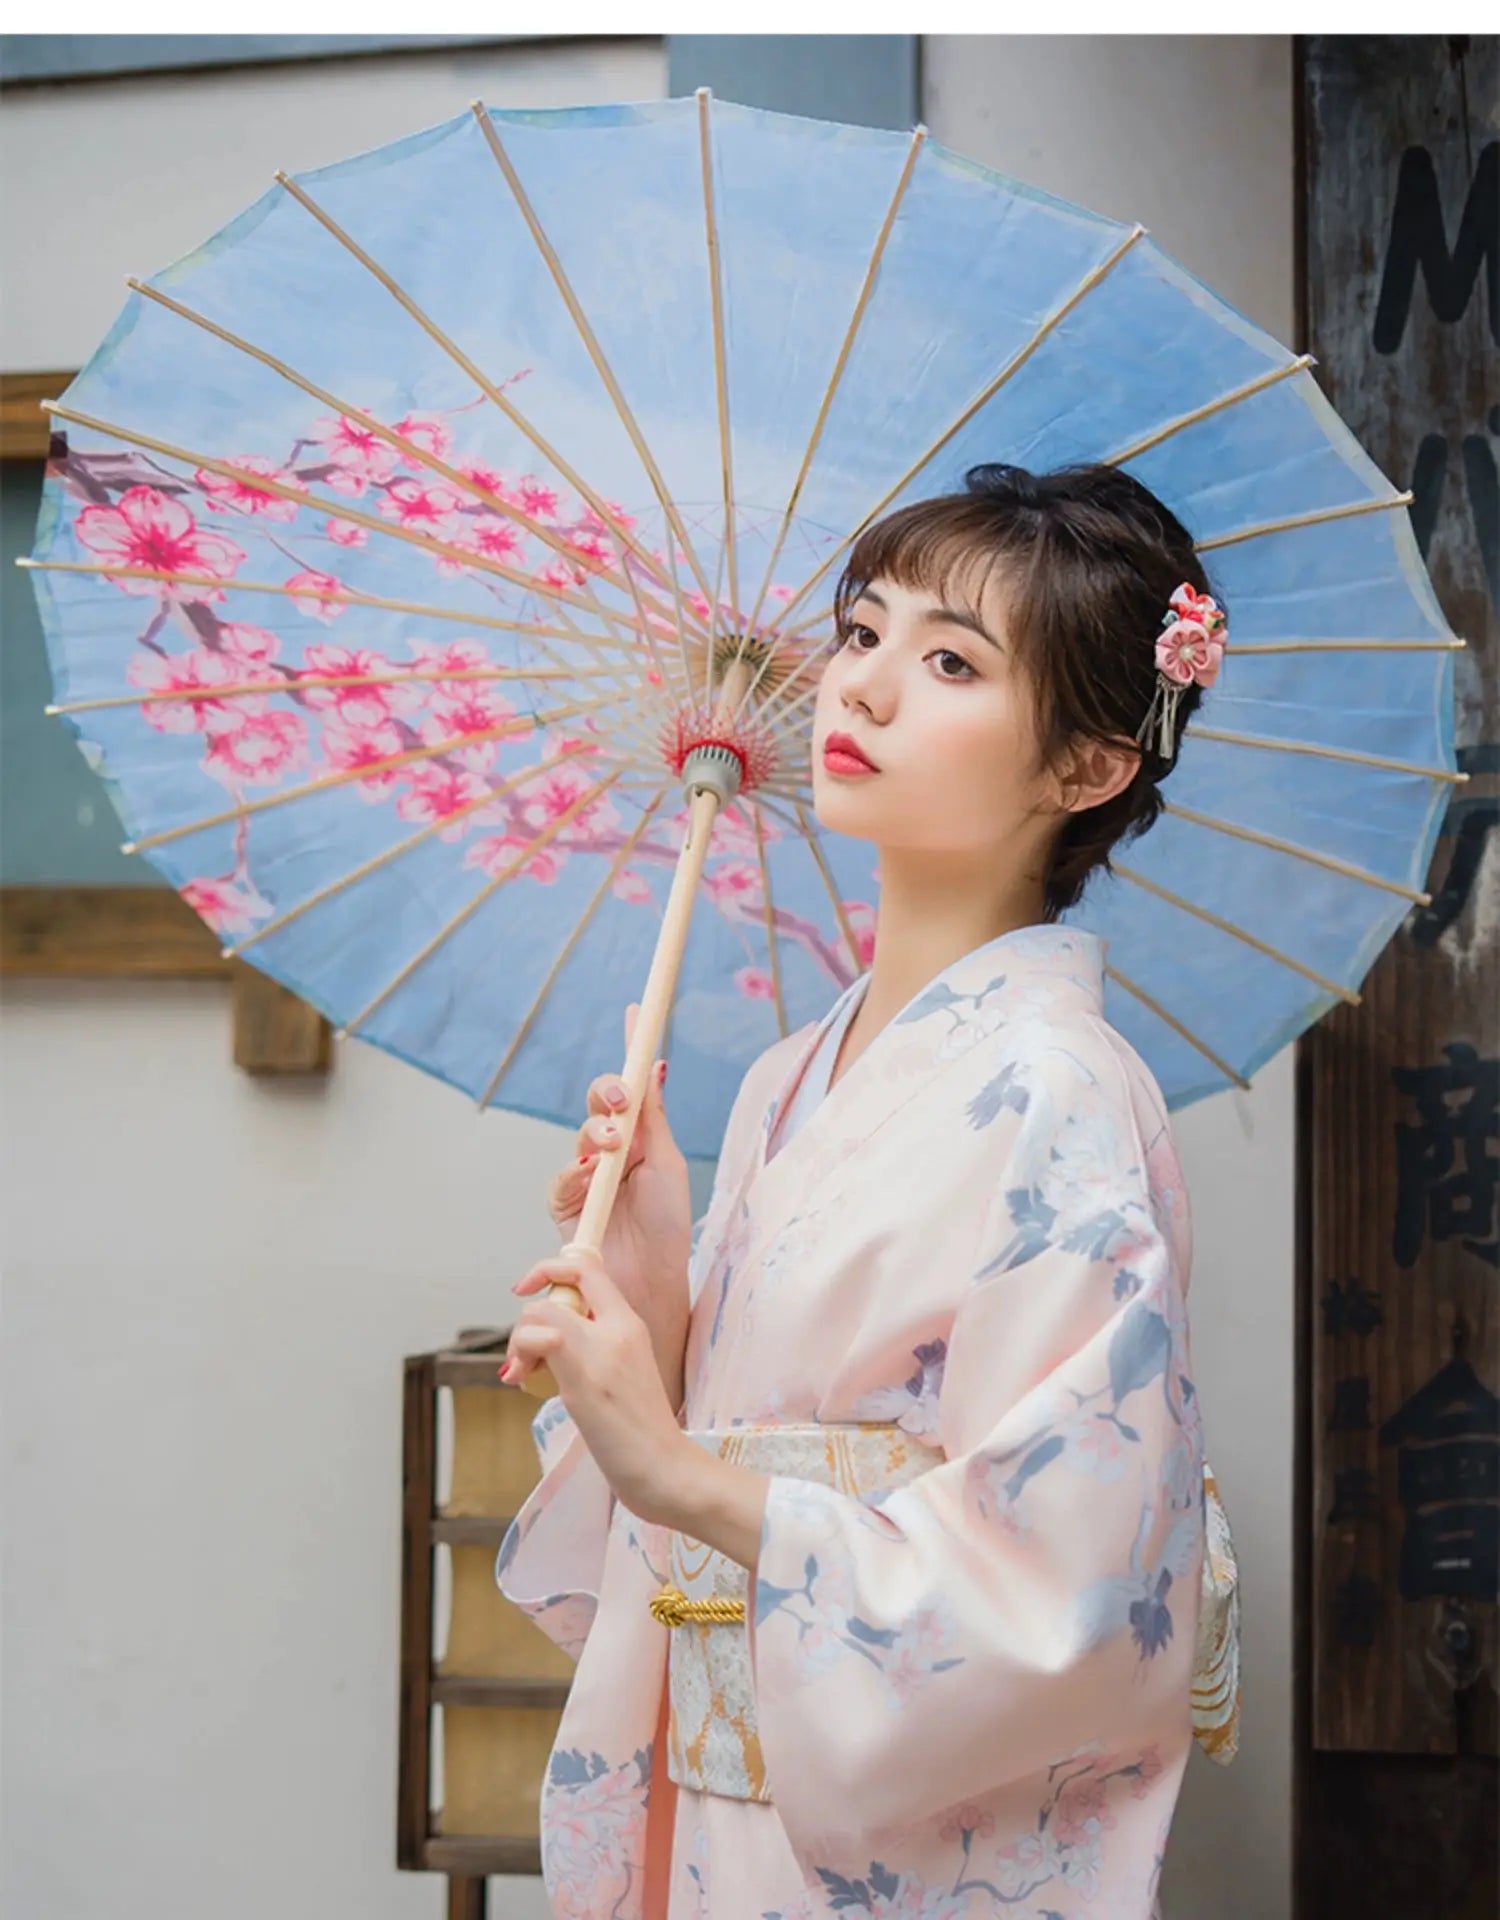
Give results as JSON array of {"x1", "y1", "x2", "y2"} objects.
[{"x1": 1296, "y1": 32, "x2": 1497, "y2": 1916}]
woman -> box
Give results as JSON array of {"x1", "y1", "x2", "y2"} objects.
[{"x1": 496, "y1": 462, "x2": 1234, "y2": 1918}]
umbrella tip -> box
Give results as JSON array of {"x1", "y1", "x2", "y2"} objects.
[
  {"x1": 332, "y1": 1028, "x2": 347, "y2": 1043},
  {"x1": 43, "y1": 704, "x2": 58, "y2": 716},
  {"x1": 120, "y1": 842, "x2": 136, "y2": 855}
]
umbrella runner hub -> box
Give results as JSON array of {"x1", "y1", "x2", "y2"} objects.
[{"x1": 679, "y1": 741, "x2": 746, "y2": 806}]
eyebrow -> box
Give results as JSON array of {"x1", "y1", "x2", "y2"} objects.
[{"x1": 854, "y1": 585, "x2": 1003, "y2": 652}]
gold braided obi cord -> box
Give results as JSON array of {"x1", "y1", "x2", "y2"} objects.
[{"x1": 650, "y1": 1423, "x2": 1242, "y2": 1803}]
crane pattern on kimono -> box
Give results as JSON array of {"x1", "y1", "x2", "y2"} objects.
[{"x1": 898, "y1": 969, "x2": 1050, "y2": 1060}]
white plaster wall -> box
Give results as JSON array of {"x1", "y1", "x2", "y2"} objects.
[{"x1": 924, "y1": 35, "x2": 1298, "y2": 1920}]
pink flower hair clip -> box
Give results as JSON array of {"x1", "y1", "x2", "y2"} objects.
[{"x1": 1136, "y1": 581, "x2": 1226, "y2": 762}]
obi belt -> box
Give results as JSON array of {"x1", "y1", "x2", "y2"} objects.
[{"x1": 649, "y1": 1422, "x2": 1242, "y2": 1803}]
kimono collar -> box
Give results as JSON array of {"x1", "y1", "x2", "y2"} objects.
[{"x1": 760, "y1": 921, "x2": 1107, "y2": 1165}]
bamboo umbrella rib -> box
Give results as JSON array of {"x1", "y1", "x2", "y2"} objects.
[
  {"x1": 754, "y1": 776, "x2": 818, "y2": 810},
  {"x1": 469, "y1": 104, "x2": 720, "y2": 618},
  {"x1": 766, "y1": 776, "x2": 816, "y2": 802},
  {"x1": 1196, "y1": 490, "x2": 1415, "y2": 552},
  {"x1": 126, "y1": 277, "x2": 683, "y2": 668},
  {"x1": 752, "y1": 804, "x2": 790, "y2": 1041},
  {"x1": 740, "y1": 126, "x2": 928, "y2": 648},
  {"x1": 121, "y1": 693, "x2": 613, "y2": 853},
  {"x1": 225, "y1": 741, "x2": 598, "y2": 957},
  {"x1": 758, "y1": 223, "x2": 1148, "y2": 643},
  {"x1": 696, "y1": 90, "x2": 740, "y2": 636},
  {"x1": 477, "y1": 791, "x2": 669, "y2": 1108},
  {"x1": 1102, "y1": 355, "x2": 1315, "y2": 467},
  {"x1": 1161, "y1": 800, "x2": 1432, "y2": 905},
  {"x1": 1104, "y1": 963, "x2": 1251, "y2": 1091},
  {"x1": 791, "y1": 800, "x2": 864, "y2": 975},
  {"x1": 1111, "y1": 863, "x2": 1361, "y2": 1005},
  {"x1": 704, "y1": 512, "x2": 728, "y2": 715},
  {"x1": 43, "y1": 399, "x2": 675, "y2": 652},
  {"x1": 17, "y1": 555, "x2": 652, "y2": 652},
  {"x1": 49, "y1": 662, "x2": 615, "y2": 717},
  {"x1": 1182, "y1": 724, "x2": 1467, "y2": 784},
  {"x1": 340, "y1": 766, "x2": 624, "y2": 1039},
  {"x1": 1224, "y1": 637, "x2": 1467, "y2": 654},
  {"x1": 749, "y1": 791, "x2": 815, "y2": 840},
  {"x1": 272, "y1": 165, "x2": 703, "y2": 632},
  {"x1": 647, "y1": 509, "x2": 697, "y2": 708}
]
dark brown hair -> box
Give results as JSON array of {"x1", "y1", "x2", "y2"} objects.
[{"x1": 832, "y1": 462, "x2": 1222, "y2": 921}]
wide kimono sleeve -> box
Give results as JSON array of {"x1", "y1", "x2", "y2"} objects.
[
  {"x1": 746, "y1": 1042, "x2": 1207, "y2": 1856},
  {"x1": 495, "y1": 1044, "x2": 783, "y2": 1658}
]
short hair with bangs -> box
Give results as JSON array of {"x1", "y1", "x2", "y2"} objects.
[{"x1": 832, "y1": 462, "x2": 1222, "y2": 921}]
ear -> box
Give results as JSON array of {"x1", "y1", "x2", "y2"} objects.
[{"x1": 1056, "y1": 735, "x2": 1141, "y2": 815}]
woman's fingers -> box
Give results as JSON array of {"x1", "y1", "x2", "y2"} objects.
[
  {"x1": 513, "y1": 1259, "x2": 592, "y2": 1306},
  {"x1": 586, "y1": 1071, "x2": 630, "y2": 1118},
  {"x1": 501, "y1": 1324, "x2": 561, "y2": 1382},
  {"x1": 579, "y1": 1111, "x2": 624, "y2": 1153},
  {"x1": 502, "y1": 1283, "x2": 585, "y2": 1379}
]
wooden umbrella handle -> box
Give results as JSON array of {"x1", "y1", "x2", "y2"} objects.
[{"x1": 515, "y1": 780, "x2": 727, "y2": 1401}]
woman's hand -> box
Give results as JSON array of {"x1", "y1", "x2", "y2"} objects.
[
  {"x1": 500, "y1": 1251, "x2": 694, "y2": 1525},
  {"x1": 510, "y1": 1002, "x2": 695, "y2": 1406}
]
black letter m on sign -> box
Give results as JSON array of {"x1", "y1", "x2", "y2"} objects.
[{"x1": 1373, "y1": 141, "x2": 1497, "y2": 353}]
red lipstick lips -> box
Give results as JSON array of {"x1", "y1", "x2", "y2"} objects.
[{"x1": 823, "y1": 730, "x2": 880, "y2": 775}]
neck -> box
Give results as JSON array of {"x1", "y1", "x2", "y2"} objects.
[{"x1": 858, "y1": 844, "x2": 1049, "y2": 1026}]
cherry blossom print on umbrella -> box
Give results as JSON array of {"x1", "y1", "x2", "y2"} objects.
[{"x1": 22, "y1": 89, "x2": 1459, "y2": 1186}]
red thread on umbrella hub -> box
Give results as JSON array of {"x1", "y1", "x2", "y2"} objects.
[{"x1": 659, "y1": 709, "x2": 779, "y2": 795}]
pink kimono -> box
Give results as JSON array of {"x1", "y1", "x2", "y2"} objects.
[{"x1": 497, "y1": 923, "x2": 1205, "y2": 1917}]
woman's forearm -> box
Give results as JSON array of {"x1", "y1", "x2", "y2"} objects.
[{"x1": 650, "y1": 1444, "x2": 770, "y2": 1580}]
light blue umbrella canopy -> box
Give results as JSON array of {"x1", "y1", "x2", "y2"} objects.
[{"x1": 24, "y1": 93, "x2": 1460, "y2": 1159}]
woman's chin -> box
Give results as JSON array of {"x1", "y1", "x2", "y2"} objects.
[{"x1": 808, "y1": 779, "x2": 882, "y2": 839}]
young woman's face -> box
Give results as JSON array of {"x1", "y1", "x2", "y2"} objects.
[{"x1": 811, "y1": 571, "x2": 1055, "y2": 860}]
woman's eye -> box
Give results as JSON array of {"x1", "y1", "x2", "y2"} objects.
[{"x1": 833, "y1": 625, "x2": 975, "y2": 679}]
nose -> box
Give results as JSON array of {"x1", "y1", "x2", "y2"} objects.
[{"x1": 837, "y1": 637, "x2": 895, "y2": 721}]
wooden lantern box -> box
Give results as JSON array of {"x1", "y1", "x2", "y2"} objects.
[{"x1": 398, "y1": 1327, "x2": 568, "y2": 1918}]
